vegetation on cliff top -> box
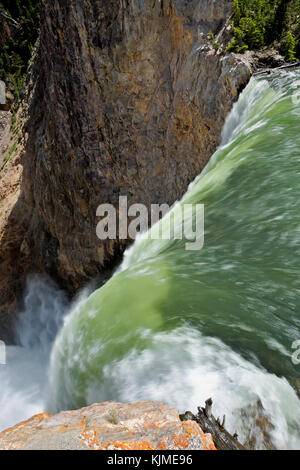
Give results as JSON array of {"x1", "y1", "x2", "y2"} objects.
[
  {"x1": 0, "y1": 0, "x2": 39, "y2": 101},
  {"x1": 0, "y1": 0, "x2": 299, "y2": 105},
  {"x1": 227, "y1": 0, "x2": 300, "y2": 62}
]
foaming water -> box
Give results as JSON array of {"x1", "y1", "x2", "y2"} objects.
[
  {"x1": 0, "y1": 277, "x2": 68, "y2": 431},
  {"x1": 47, "y1": 71, "x2": 300, "y2": 449},
  {"x1": 86, "y1": 327, "x2": 300, "y2": 449},
  {"x1": 1, "y1": 71, "x2": 300, "y2": 449}
]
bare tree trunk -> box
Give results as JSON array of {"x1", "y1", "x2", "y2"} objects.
[{"x1": 181, "y1": 399, "x2": 246, "y2": 451}]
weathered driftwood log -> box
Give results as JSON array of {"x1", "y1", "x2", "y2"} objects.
[{"x1": 180, "y1": 398, "x2": 246, "y2": 451}]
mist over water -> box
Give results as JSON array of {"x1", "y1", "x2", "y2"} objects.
[
  {"x1": 1, "y1": 71, "x2": 300, "y2": 449},
  {"x1": 0, "y1": 277, "x2": 68, "y2": 431}
]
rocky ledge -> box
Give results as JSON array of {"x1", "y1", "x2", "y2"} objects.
[{"x1": 0, "y1": 401, "x2": 216, "y2": 451}]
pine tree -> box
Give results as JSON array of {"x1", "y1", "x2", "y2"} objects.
[
  {"x1": 283, "y1": 31, "x2": 297, "y2": 62},
  {"x1": 227, "y1": 0, "x2": 300, "y2": 62},
  {"x1": 0, "y1": 1, "x2": 40, "y2": 100}
]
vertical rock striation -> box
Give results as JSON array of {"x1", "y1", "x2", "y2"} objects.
[{"x1": 0, "y1": 0, "x2": 252, "y2": 336}]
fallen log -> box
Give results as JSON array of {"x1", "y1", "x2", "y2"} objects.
[
  {"x1": 180, "y1": 398, "x2": 246, "y2": 450},
  {"x1": 0, "y1": 11, "x2": 20, "y2": 30},
  {"x1": 0, "y1": 11, "x2": 20, "y2": 48},
  {"x1": 254, "y1": 61, "x2": 300, "y2": 76}
]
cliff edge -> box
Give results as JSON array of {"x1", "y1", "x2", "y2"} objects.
[{"x1": 0, "y1": 0, "x2": 252, "y2": 338}]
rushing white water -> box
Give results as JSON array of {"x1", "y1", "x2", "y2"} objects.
[
  {"x1": 1, "y1": 72, "x2": 300, "y2": 450},
  {"x1": 0, "y1": 276, "x2": 67, "y2": 431}
]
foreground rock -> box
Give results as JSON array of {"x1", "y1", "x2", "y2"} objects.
[{"x1": 0, "y1": 401, "x2": 216, "y2": 450}]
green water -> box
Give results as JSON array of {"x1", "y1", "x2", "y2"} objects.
[{"x1": 49, "y1": 71, "x2": 300, "y2": 449}]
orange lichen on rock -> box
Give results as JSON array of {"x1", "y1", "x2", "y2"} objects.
[
  {"x1": 99, "y1": 441, "x2": 153, "y2": 451},
  {"x1": 157, "y1": 421, "x2": 216, "y2": 451},
  {"x1": 79, "y1": 410, "x2": 216, "y2": 451},
  {"x1": 144, "y1": 423, "x2": 159, "y2": 430},
  {"x1": 0, "y1": 412, "x2": 52, "y2": 438},
  {"x1": 0, "y1": 412, "x2": 53, "y2": 450},
  {"x1": 0, "y1": 401, "x2": 216, "y2": 450}
]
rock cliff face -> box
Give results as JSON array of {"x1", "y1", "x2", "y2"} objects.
[
  {"x1": 0, "y1": 401, "x2": 216, "y2": 450},
  {"x1": 0, "y1": 0, "x2": 252, "y2": 337}
]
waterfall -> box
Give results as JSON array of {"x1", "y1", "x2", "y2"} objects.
[
  {"x1": 2, "y1": 71, "x2": 300, "y2": 449},
  {"x1": 0, "y1": 276, "x2": 68, "y2": 431}
]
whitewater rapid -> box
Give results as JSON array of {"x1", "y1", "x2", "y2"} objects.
[
  {"x1": 0, "y1": 277, "x2": 67, "y2": 430},
  {"x1": 1, "y1": 71, "x2": 300, "y2": 449}
]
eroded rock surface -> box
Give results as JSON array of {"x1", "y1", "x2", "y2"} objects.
[
  {"x1": 0, "y1": 401, "x2": 216, "y2": 450},
  {"x1": 0, "y1": 0, "x2": 252, "y2": 336}
]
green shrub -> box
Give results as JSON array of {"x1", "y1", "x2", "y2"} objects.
[
  {"x1": 0, "y1": 0, "x2": 40, "y2": 101},
  {"x1": 209, "y1": 31, "x2": 220, "y2": 52},
  {"x1": 282, "y1": 31, "x2": 297, "y2": 62},
  {"x1": 227, "y1": 0, "x2": 300, "y2": 62}
]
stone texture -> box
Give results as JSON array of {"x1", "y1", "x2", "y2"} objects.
[
  {"x1": 0, "y1": 0, "x2": 252, "y2": 337},
  {"x1": 0, "y1": 401, "x2": 216, "y2": 450}
]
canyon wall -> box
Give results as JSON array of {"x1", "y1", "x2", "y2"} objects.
[
  {"x1": 0, "y1": 0, "x2": 252, "y2": 339},
  {"x1": 0, "y1": 12, "x2": 19, "y2": 48},
  {"x1": 0, "y1": 401, "x2": 216, "y2": 450}
]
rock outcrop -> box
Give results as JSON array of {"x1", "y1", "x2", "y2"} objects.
[
  {"x1": 0, "y1": 0, "x2": 252, "y2": 338},
  {"x1": 0, "y1": 401, "x2": 216, "y2": 450}
]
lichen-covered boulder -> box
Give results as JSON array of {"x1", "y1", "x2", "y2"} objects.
[{"x1": 0, "y1": 401, "x2": 216, "y2": 450}]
